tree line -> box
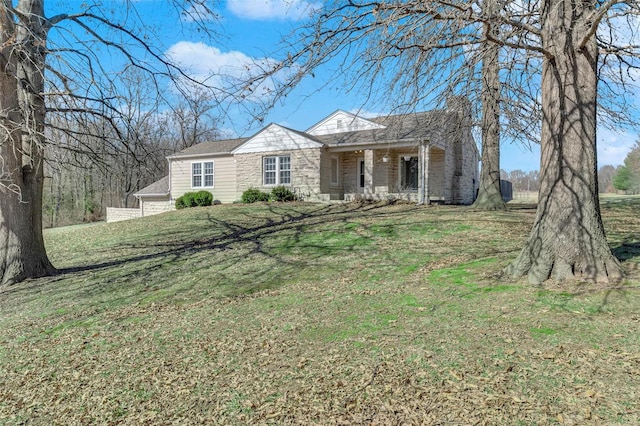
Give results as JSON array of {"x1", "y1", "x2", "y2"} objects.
[
  {"x1": 503, "y1": 160, "x2": 639, "y2": 195},
  {"x1": 42, "y1": 80, "x2": 221, "y2": 228}
]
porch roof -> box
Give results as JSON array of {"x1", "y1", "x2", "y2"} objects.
[{"x1": 315, "y1": 111, "x2": 452, "y2": 149}]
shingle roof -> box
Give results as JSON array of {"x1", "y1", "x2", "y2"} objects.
[
  {"x1": 134, "y1": 175, "x2": 169, "y2": 197},
  {"x1": 167, "y1": 110, "x2": 460, "y2": 158},
  {"x1": 315, "y1": 110, "x2": 453, "y2": 147},
  {"x1": 168, "y1": 138, "x2": 248, "y2": 158}
]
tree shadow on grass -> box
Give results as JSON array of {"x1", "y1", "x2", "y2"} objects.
[
  {"x1": 1, "y1": 202, "x2": 423, "y2": 313},
  {"x1": 612, "y1": 241, "x2": 640, "y2": 263}
]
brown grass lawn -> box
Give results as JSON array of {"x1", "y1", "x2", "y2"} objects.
[{"x1": 1, "y1": 199, "x2": 639, "y2": 425}]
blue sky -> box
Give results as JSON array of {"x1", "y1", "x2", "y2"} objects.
[{"x1": 48, "y1": 0, "x2": 638, "y2": 172}]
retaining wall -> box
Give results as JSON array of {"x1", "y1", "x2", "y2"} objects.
[{"x1": 106, "y1": 207, "x2": 142, "y2": 223}]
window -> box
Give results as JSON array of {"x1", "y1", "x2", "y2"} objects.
[
  {"x1": 279, "y1": 156, "x2": 291, "y2": 185},
  {"x1": 330, "y1": 156, "x2": 339, "y2": 184},
  {"x1": 400, "y1": 156, "x2": 419, "y2": 190},
  {"x1": 192, "y1": 161, "x2": 214, "y2": 188},
  {"x1": 358, "y1": 159, "x2": 365, "y2": 189},
  {"x1": 263, "y1": 155, "x2": 291, "y2": 185}
]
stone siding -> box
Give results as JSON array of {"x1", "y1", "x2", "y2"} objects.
[{"x1": 235, "y1": 148, "x2": 323, "y2": 201}]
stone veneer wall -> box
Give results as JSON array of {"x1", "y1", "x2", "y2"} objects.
[
  {"x1": 454, "y1": 138, "x2": 479, "y2": 204},
  {"x1": 235, "y1": 148, "x2": 323, "y2": 201},
  {"x1": 106, "y1": 207, "x2": 142, "y2": 223}
]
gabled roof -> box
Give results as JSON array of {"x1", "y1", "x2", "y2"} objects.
[
  {"x1": 134, "y1": 175, "x2": 169, "y2": 198},
  {"x1": 167, "y1": 138, "x2": 248, "y2": 159},
  {"x1": 306, "y1": 109, "x2": 386, "y2": 136},
  {"x1": 232, "y1": 123, "x2": 324, "y2": 154},
  {"x1": 314, "y1": 110, "x2": 455, "y2": 148},
  {"x1": 162, "y1": 107, "x2": 470, "y2": 159}
]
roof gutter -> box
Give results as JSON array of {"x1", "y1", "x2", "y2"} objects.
[
  {"x1": 166, "y1": 151, "x2": 234, "y2": 160},
  {"x1": 167, "y1": 157, "x2": 171, "y2": 198},
  {"x1": 134, "y1": 192, "x2": 170, "y2": 199}
]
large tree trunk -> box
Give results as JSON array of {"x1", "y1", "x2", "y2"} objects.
[
  {"x1": 506, "y1": 0, "x2": 623, "y2": 284},
  {"x1": 0, "y1": 0, "x2": 55, "y2": 287},
  {"x1": 0, "y1": 167, "x2": 55, "y2": 287},
  {"x1": 472, "y1": 0, "x2": 506, "y2": 210}
]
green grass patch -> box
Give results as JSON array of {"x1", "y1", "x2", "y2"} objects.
[
  {"x1": 530, "y1": 326, "x2": 558, "y2": 337},
  {"x1": 428, "y1": 258, "x2": 517, "y2": 298}
]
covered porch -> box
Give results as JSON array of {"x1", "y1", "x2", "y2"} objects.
[{"x1": 323, "y1": 142, "x2": 448, "y2": 203}]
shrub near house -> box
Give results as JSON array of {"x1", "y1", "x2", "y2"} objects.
[
  {"x1": 241, "y1": 186, "x2": 297, "y2": 203},
  {"x1": 241, "y1": 188, "x2": 270, "y2": 204},
  {"x1": 269, "y1": 186, "x2": 296, "y2": 202},
  {"x1": 176, "y1": 191, "x2": 213, "y2": 209}
]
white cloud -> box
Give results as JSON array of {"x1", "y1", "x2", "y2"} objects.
[
  {"x1": 226, "y1": 0, "x2": 321, "y2": 21},
  {"x1": 597, "y1": 127, "x2": 638, "y2": 167},
  {"x1": 165, "y1": 41, "x2": 298, "y2": 102}
]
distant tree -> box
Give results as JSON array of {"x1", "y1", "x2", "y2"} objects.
[
  {"x1": 625, "y1": 140, "x2": 640, "y2": 193},
  {"x1": 612, "y1": 165, "x2": 632, "y2": 192},
  {"x1": 598, "y1": 164, "x2": 617, "y2": 193},
  {"x1": 172, "y1": 89, "x2": 222, "y2": 150},
  {"x1": 612, "y1": 140, "x2": 640, "y2": 194}
]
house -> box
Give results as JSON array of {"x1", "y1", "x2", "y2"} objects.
[{"x1": 124, "y1": 99, "x2": 479, "y2": 222}]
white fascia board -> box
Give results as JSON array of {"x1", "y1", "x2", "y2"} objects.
[{"x1": 232, "y1": 124, "x2": 323, "y2": 154}]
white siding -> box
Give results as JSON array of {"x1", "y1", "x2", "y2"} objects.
[
  {"x1": 233, "y1": 124, "x2": 323, "y2": 154},
  {"x1": 170, "y1": 155, "x2": 238, "y2": 203},
  {"x1": 307, "y1": 111, "x2": 385, "y2": 136}
]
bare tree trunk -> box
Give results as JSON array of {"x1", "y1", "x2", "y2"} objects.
[
  {"x1": 0, "y1": 0, "x2": 55, "y2": 287},
  {"x1": 54, "y1": 166, "x2": 63, "y2": 227},
  {"x1": 506, "y1": 0, "x2": 623, "y2": 284},
  {"x1": 0, "y1": 189, "x2": 53, "y2": 286},
  {"x1": 472, "y1": 0, "x2": 506, "y2": 210}
]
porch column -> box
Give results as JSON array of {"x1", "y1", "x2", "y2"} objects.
[
  {"x1": 364, "y1": 149, "x2": 374, "y2": 197},
  {"x1": 419, "y1": 141, "x2": 431, "y2": 205}
]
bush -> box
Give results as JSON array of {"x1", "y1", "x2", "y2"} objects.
[
  {"x1": 176, "y1": 192, "x2": 193, "y2": 210},
  {"x1": 241, "y1": 188, "x2": 270, "y2": 203},
  {"x1": 176, "y1": 191, "x2": 213, "y2": 209},
  {"x1": 270, "y1": 185, "x2": 296, "y2": 202},
  {"x1": 193, "y1": 190, "x2": 213, "y2": 207}
]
